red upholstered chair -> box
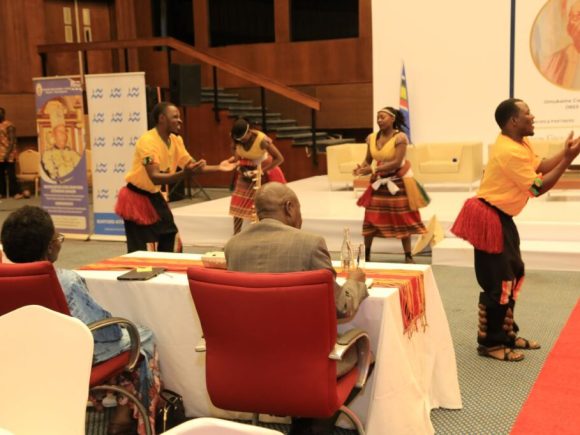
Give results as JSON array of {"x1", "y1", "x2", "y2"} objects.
[
  {"x1": 0, "y1": 261, "x2": 152, "y2": 435},
  {"x1": 187, "y1": 266, "x2": 372, "y2": 434}
]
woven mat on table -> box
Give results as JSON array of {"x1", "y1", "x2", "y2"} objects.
[
  {"x1": 338, "y1": 268, "x2": 427, "y2": 337},
  {"x1": 79, "y1": 256, "x2": 204, "y2": 272},
  {"x1": 80, "y1": 257, "x2": 427, "y2": 336}
]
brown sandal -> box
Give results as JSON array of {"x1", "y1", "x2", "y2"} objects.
[
  {"x1": 477, "y1": 345, "x2": 525, "y2": 362},
  {"x1": 514, "y1": 337, "x2": 541, "y2": 350}
]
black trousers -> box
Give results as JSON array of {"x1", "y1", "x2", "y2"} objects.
[
  {"x1": 0, "y1": 161, "x2": 19, "y2": 197},
  {"x1": 474, "y1": 207, "x2": 524, "y2": 347},
  {"x1": 123, "y1": 185, "x2": 179, "y2": 253}
]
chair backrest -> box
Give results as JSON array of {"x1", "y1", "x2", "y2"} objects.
[
  {"x1": 187, "y1": 266, "x2": 339, "y2": 418},
  {"x1": 163, "y1": 418, "x2": 284, "y2": 434},
  {"x1": 0, "y1": 261, "x2": 70, "y2": 317},
  {"x1": 17, "y1": 149, "x2": 40, "y2": 174},
  {"x1": 0, "y1": 305, "x2": 93, "y2": 435}
]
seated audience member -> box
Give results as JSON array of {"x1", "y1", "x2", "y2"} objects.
[
  {"x1": 225, "y1": 182, "x2": 369, "y2": 435},
  {"x1": 1, "y1": 205, "x2": 160, "y2": 435}
]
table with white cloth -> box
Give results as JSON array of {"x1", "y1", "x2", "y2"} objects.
[{"x1": 77, "y1": 252, "x2": 462, "y2": 435}]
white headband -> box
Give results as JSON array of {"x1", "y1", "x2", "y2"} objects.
[
  {"x1": 378, "y1": 108, "x2": 397, "y2": 118},
  {"x1": 233, "y1": 124, "x2": 250, "y2": 141}
]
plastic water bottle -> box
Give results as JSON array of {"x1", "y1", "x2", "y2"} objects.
[{"x1": 341, "y1": 228, "x2": 354, "y2": 272}]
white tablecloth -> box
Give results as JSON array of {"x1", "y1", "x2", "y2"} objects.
[{"x1": 77, "y1": 252, "x2": 462, "y2": 435}]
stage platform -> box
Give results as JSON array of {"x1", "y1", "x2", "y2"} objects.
[{"x1": 173, "y1": 176, "x2": 580, "y2": 271}]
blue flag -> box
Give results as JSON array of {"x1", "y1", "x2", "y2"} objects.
[{"x1": 399, "y1": 64, "x2": 411, "y2": 142}]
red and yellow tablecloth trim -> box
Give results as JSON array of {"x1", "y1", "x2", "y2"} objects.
[{"x1": 81, "y1": 258, "x2": 427, "y2": 337}]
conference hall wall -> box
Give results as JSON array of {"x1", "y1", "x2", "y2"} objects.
[
  {"x1": 373, "y1": 0, "x2": 580, "y2": 158},
  {"x1": 372, "y1": 0, "x2": 512, "y2": 154}
]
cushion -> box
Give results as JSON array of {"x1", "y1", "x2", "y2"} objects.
[
  {"x1": 419, "y1": 160, "x2": 460, "y2": 173},
  {"x1": 338, "y1": 161, "x2": 359, "y2": 174}
]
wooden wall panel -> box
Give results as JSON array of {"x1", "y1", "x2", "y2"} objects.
[
  {"x1": 0, "y1": 94, "x2": 37, "y2": 137},
  {"x1": 115, "y1": 0, "x2": 139, "y2": 69},
  {"x1": 182, "y1": 104, "x2": 326, "y2": 187},
  {"x1": 233, "y1": 83, "x2": 373, "y2": 130},
  {"x1": 274, "y1": 0, "x2": 290, "y2": 43},
  {"x1": 198, "y1": 37, "x2": 372, "y2": 89},
  {"x1": 0, "y1": 0, "x2": 45, "y2": 93}
]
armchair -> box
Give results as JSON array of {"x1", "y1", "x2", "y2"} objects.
[
  {"x1": 0, "y1": 261, "x2": 152, "y2": 435},
  {"x1": 163, "y1": 418, "x2": 284, "y2": 434},
  {"x1": 326, "y1": 143, "x2": 368, "y2": 190},
  {"x1": 187, "y1": 266, "x2": 372, "y2": 434},
  {"x1": 15, "y1": 149, "x2": 40, "y2": 197},
  {"x1": 0, "y1": 305, "x2": 94, "y2": 435},
  {"x1": 406, "y1": 141, "x2": 483, "y2": 188}
]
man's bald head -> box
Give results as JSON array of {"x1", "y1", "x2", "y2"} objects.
[{"x1": 255, "y1": 182, "x2": 302, "y2": 228}]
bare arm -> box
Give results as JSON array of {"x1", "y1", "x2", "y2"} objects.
[
  {"x1": 144, "y1": 161, "x2": 200, "y2": 185},
  {"x1": 261, "y1": 137, "x2": 284, "y2": 172},
  {"x1": 353, "y1": 136, "x2": 373, "y2": 176},
  {"x1": 536, "y1": 132, "x2": 573, "y2": 174},
  {"x1": 535, "y1": 137, "x2": 580, "y2": 195}
]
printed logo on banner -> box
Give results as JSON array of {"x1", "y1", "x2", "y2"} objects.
[
  {"x1": 35, "y1": 76, "x2": 90, "y2": 236},
  {"x1": 97, "y1": 188, "x2": 109, "y2": 200},
  {"x1": 93, "y1": 136, "x2": 106, "y2": 147},
  {"x1": 91, "y1": 88, "x2": 104, "y2": 99},
  {"x1": 127, "y1": 87, "x2": 140, "y2": 97},
  {"x1": 110, "y1": 88, "x2": 122, "y2": 98},
  {"x1": 86, "y1": 72, "x2": 148, "y2": 238},
  {"x1": 93, "y1": 112, "x2": 105, "y2": 123}
]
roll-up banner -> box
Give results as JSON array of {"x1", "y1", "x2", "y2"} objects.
[
  {"x1": 85, "y1": 72, "x2": 148, "y2": 240},
  {"x1": 34, "y1": 76, "x2": 90, "y2": 239},
  {"x1": 516, "y1": 0, "x2": 580, "y2": 163}
]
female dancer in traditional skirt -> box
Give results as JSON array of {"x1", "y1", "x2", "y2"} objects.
[
  {"x1": 228, "y1": 118, "x2": 286, "y2": 234},
  {"x1": 353, "y1": 107, "x2": 426, "y2": 263}
]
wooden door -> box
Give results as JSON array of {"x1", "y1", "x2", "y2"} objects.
[{"x1": 44, "y1": 0, "x2": 115, "y2": 76}]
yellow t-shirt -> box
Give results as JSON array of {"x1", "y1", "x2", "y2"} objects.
[
  {"x1": 125, "y1": 128, "x2": 193, "y2": 193},
  {"x1": 477, "y1": 134, "x2": 542, "y2": 216},
  {"x1": 369, "y1": 132, "x2": 401, "y2": 161},
  {"x1": 235, "y1": 131, "x2": 266, "y2": 160}
]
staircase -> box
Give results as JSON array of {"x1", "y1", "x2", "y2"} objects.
[{"x1": 201, "y1": 88, "x2": 355, "y2": 151}]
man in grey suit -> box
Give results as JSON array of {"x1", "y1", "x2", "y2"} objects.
[
  {"x1": 225, "y1": 182, "x2": 368, "y2": 319},
  {"x1": 225, "y1": 182, "x2": 369, "y2": 435}
]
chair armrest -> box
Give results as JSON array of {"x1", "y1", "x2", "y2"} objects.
[
  {"x1": 195, "y1": 337, "x2": 207, "y2": 352},
  {"x1": 88, "y1": 317, "x2": 141, "y2": 372},
  {"x1": 329, "y1": 328, "x2": 372, "y2": 389}
]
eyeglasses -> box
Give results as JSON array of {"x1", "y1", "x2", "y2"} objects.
[{"x1": 54, "y1": 233, "x2": 65, "y2": 244}]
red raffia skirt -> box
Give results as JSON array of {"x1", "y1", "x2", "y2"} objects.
[
  {"x1": 229, "y1": 158, "x2": 286, "y2": 219},
  {"x1": 362, "y1": 176, "x2": 426, "y2": 239},
  {"x1": 451, "y1": 197, "x2": 503, "y2": 253}
]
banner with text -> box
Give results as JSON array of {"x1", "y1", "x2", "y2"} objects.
[
  {"x1": 34, "y1": 76, "x2": 90, "y2": 238},
  {"x1": 516, "y1": 0, "x2": 580, "y2": 163},
  {"x1": 85, "y1": 72, "x2": 148, "y2": 239}
]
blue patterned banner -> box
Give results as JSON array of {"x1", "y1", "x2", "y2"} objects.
[
  {"x1": 34, "y1": 76, "x2": 90, "y2": 238},
  {"x1": 85, "y1": 72, "x2": 148, "y2": 239}
]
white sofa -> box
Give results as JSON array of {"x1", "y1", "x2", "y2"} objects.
[
  {"x1": 406, "y1": 141, "x2": 483, "y2": 187},
  {"x1": 326, "y1": 143, "x2": 368, "y2": 189}
]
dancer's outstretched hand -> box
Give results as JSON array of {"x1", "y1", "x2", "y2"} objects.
[
  {"x1": 564, "y1": 133, "x2": 580, "y2": 163},
  {"x1": 218, "y1": 159, "x2": 237, "y2": 172}
]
